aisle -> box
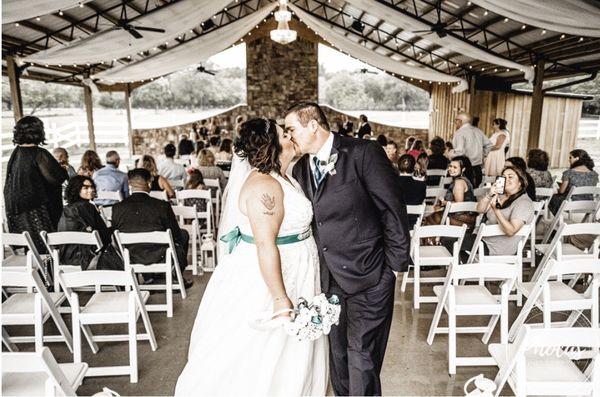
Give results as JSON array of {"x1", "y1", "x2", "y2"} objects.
[{"x1": 50, "y1": 271, "x2": 508, "y2": 396}]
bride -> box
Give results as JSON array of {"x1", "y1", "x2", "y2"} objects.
[{"x1": 174, "y1": 117, "x2": 328, "y2": 396}]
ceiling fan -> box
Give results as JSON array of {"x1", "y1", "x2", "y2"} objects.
[
  {"x1": 107, "y1": 1, "x2": 166, "y2": 39},
  {"x1": 197, "y1": 65, "x2": 217, "y2": 76},
  {"x1": 409, "y1": 0, "x2": 477, "y2": 38}
]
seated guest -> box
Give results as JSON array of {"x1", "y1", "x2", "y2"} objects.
[
  {"x1": 527, "y1": 149, "x2": 553, "y2": 188},
  {"x1": 414, "y1": 152, "x2": 428, "y2": 179},
  {"x1": 384, "y1": 141, "x2": 399, "y2": 171},
  {"x1": 215, "y1": 138, "x2": 233, "y2": 163},
  {"x1": 112, "y1": 169, "x2": 192, "y2": 288},
  {"x1": 407, "y1": 139, "x2": 425, "y2": 160},
  {"x1": 426, "y1": 137, "x2": 450, "y2": 186},
  {"x1": 425, "y1": 156, "x2": 477, "y2": 228},
  {"x1": 139, "y1": 154, "x2": 175, "y2": 199},
  {"x1": 505, "y1": 157, "x2": 536, "y2": 201},
  {"x1": 357, "y1": 114, "x2": 372, "y2": 139},
  {"x1": 445, "y1": 141, "x2": 454, "y2": 159},
  {"x1": 78, "y1": 149, "x2": 102, "y2": 177},
  {"x1": 466, "y1": 166, "x2": 533, "y2": 258},
  {"x1": 58, "y1": 176, "x2": 123, "y2": 270},
  {"x1": 405, "y1": 136, "x2": 415, "y2": 153},
  {"x1": 397, "y1": 154, "x2": 426, "y2": 229},
  {"x1": 52, "y1": 147, "x2": 77, "y2": 178},
  {"x1": 196, "y1": 149, "x2": 227, "y2": 190},
  {"x1": 178, "y1": 134, "x2": 195, "y2": 156},
  {"x1": 93, "y1": 150, "x2": 129, "y2": 206},
  {"x1": 183, "y1": 169, "x2": 208, "y2": 213},
  {"x1": 158, "y1": 143, "x2": 186, "y2": 187},
  {"x1": 207, "y1": 136, "x2": 220, "y2": 154},
  {"x1": 549, "y1": 149, "x2": 599, "y2": 213},
  {"x1": 376, "y1": 134, "x2": 388, "y2": 147}
]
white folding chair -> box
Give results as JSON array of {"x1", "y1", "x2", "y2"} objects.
[
  {"x1": 1, "y1": 269, "x2": 73, "y2": 353},
  {"x1": 172, "y1": 205, "x2": 201, "y2": 275},
  {"x1": 479, "y1": 175, "x2": 497, "y2": 187},
  {"x1": 406, "y1": 203, "x2": 426, "y2": 233},
  {"x1": 490, "y1": 326, "x2": 600, "y2": 397},
  {"x1": 535, "y1": 187, "x2": 556, "y2": 222},
  {"x1": 58, "y1": 269, "x2": 157, "y2": 383},
  {"x1": 541, "y1": 200, "x2": 600, "y2": 244},
  {"x1": 149, "y1": 190, "x2": 169, "y2": 201},
  {"x1": 519, "y1": 201, "x2": 545, "y2": 268},
  {"x1": 204, "y1": 178, "x2": 222, "y2": 224},
  {"x1": 175, "y1": 189, "x2": 214, "y2": 237},
  {"x1": 427, "y1": 262, "x2": 519, "y2": 374},
  {"x1": 532, "y1": 222, "x2": 600, "y2": 283},
  {"x1": 99, "y1": 206, "x2": 112, "y2": 226},
  {"x1": 465, "y1": 223, "x2": 532, "y2": 305},
  {"x1": 565, "y1": 185, "x2": 600, "y2": 202},
  {"x1": 2, "y1": 347, "x2": 88, "y2": 397},
  {"x1": 514, "y1": 258, "x2": 599, "y2": 333},
  {"x1": 401, "y1": 224, "x2": 467, "y2": 309},
  {"x1": 114, "y1": 230, "x2": 187, "y2": 317},
  {"x1": 439, "y1": 201, "x2": 482, "y2": 228},
  {"x1": 425, "y1": 169, "x2": 446, "y2": 187},
  {"x1": 2, "y1": 232, "x2": 46, "y2": 293},
  {"x1": 95, "y1": 191, "x2": 122, "y2": 203},
  {"x1": 41, "y1": 231, "x2": 103, "y2": 293}
]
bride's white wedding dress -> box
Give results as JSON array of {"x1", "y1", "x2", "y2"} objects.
[{"x1": 174, "y1": 171, "x2": 328, "y2": 396}]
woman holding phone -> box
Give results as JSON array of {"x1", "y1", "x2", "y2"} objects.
[{"x1": 458, "y1": 166, "x2": 534, "y2": 261}]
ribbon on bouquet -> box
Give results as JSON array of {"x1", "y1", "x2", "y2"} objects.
[{"x1": 219, "y1": 226, "x2": 313, "y2": 254}]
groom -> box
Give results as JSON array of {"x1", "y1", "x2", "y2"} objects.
[{"x1": 285, "y1": 102, "x2": 411, "y2": 396}]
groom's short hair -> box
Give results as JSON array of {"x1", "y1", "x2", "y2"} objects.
[{"x1": 286, "y1": 101, "x2": 330, "y2": 131}]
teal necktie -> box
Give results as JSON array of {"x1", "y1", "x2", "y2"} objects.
[{"x1": 313, "y1": 156, "x2": 324, "y2": 186}]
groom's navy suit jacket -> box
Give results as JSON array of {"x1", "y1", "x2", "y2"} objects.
[{"x1": 292, "y1": 134, "x2": 411, "y2": 295}]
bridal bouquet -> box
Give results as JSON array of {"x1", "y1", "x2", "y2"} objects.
[{"x1": 283, "y1": 294, "x2": 341, "y2": 342}]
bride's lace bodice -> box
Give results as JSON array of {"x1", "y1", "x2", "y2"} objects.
[{"x1": 238, "y1": 172, "x2": 313, "y2": 236}]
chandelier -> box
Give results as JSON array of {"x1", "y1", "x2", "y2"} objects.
[{"x1": 270, "y1": 0, "x2": 297, "y2": 45}]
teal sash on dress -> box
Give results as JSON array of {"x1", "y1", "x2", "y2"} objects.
[{"x1": 220, "y1": 226, "x2": 312, "y2": 254}]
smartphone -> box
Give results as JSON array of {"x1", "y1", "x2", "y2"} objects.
[{"x1": 495, "y1": 176, "x2": 506, "y2": 195}]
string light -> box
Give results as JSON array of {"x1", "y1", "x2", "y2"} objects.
[
  {"x1": 521, "y1": 25, "x2": 526, "y2": 30},
  {"x1": 14, "y1": 23, "x2": 19, "y2": 26},
  {"x1": 59, "y1": 10, "x2": 64, "y2": 16},
  {"x1": 483, "y1": 10, "x2": 488, "y2": 16},
  {"x1": 560, "y1": 34, "x2": 565, "y2": 39},
  {"x1": 503, "y1": 18, "x2": 508, "y2": 22},
  {"x1": 36, "y1": 17, "x2": 41, "y2": 21},
  {"x1": 541, "y1": 30, "x2": 546, "y2": 35}
]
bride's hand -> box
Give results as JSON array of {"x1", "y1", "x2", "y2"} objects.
[{"x1": 273, "y1": 296, "x2": 294, "y2": 318}]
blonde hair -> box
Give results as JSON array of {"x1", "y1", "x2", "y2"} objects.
[
  {"x1": 140, "y1": 154, "x2": 158, "y2": 176},
  {"x1": 197, "y1": 149, "x2": 215, "y2": 167}
]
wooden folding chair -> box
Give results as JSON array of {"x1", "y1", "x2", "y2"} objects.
[
  {"x1": 58, "y1": 269, "x2": 157, "y2": 383},
  {"x1": 2, "y1": 347, "x2": 88, "y2": 396},
  {"x1": 427, "y1": 262, "x2": 518, "y2": 374},
  {"x1": 114, "y1": 230, "x2": 187, "y2": 317}
]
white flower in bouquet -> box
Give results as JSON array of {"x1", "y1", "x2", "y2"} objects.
[{"x1": 283, "y1": 293, "x2": 341, "y2": 342}]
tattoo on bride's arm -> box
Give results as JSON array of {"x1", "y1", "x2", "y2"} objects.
[{"x1": 260, "y1": 193, "x2": 276, "y2": 215}]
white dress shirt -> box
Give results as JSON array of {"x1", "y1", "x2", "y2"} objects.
[
  {"x1": 309, "y1": 132, "x2": 334, "y2": 175},
  {"x1": 452, "y1": 123, "x2": 491, "y2": 166}
]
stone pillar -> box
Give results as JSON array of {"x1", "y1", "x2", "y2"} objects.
[{"x1": 246, "y1": 28, "x2": 318, "y2": 118}]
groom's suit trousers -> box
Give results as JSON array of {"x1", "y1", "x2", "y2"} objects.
[{"x1": 326, "y1": 267, "x2": 396, "y2": 396}]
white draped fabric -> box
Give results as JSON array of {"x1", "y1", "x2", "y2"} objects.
[
  {"x1": 289, "y1": 4, "x2": 467, "y2": 92},
  {"x1": 470, "y1": 0, "x2": 600, "y2": 38},
  {"x1": 20, "y1": 0, "x2": 231, "y2": 66},
  {"x1": 2, "y1": 0, "x2": 94, "y2": 24},
  {"x1": 92, "y1": 3, "x2": 277, "y2": 84},
  {"x1": 342, "y1": 0, "x2": 534, "y2": 82}
]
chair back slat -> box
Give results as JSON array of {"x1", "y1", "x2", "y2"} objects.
[
  {"x1": 95, "y1": 190, "x2": 122, "y2": 201},
  {"x1": 115, "y1": 230, "x2": 172, "y2": 245},
  {"x1": 204, "y1": 178, "x2": 221, "y2": 189},
  {"x1": 535, "y1": 187, "x2": 556, "y2": 199},
  {"x1": 452, "y1": 263, "x2": 519, "y2": 280},
  {"x1": 2, "y1": 269, "x2": 36, "y2": 287},
  {"x1": 149, "y1": 190, "x2": 169, "y2": 201},
  {"x1": 427, "y1": 169, "x2": 447, "y2": 177},
  {"x1": 175, "y1": 189, "x2": 212, "y2": 201},
  {"x1": 42, "y1": 231, "x2": 102, "y2": 247},
  {"x1": 413, "y1": 224, "x2": 467, "y2": 239},
  {"x1": 172, "y1": 205, "x2": 198, "y2": 219},
  {"x1": 59, "y1": 269, "x2": 133, "y2": 289},
  {"x1": 406, "y1": 203, "x2": 426, "y2": 216},
  {"x1": 551, "y1": 258, "x2": 600, "y2": 277}
]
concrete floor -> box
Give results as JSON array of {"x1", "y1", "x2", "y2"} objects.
[{"x1": 5, "y1": 267, "x2": 541, "y2": 396}]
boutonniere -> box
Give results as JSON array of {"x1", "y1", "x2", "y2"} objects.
[{"x1": 322, "y1": 153, "x2": 338, "y2": 176}]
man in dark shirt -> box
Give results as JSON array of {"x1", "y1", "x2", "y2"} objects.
[
  {"x1": 178, "y1": 134, "x2": 195, "y2": 156},
  {"x1": 112, "y1": 168, "x2": 192, "y2": 288},
  {"x1": 356, "y1": 114, "x2": 372, "y2": 139}
]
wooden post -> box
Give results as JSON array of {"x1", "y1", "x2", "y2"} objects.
[
  {"x1": 124, "y1": 84, "x2": 134, "y2": 158},
  {"x1": 527, "y1": 59, "x2": 546, "y2": 149},
  {"x1": 6, "y1": 56, "x2": 24, "y2": 122},
  {"x1": 468, "y1": 76, "x2": 477, "y2": 115},
  {"x1": 83, "y1": 84, "x2": 96, "y2": 151}
]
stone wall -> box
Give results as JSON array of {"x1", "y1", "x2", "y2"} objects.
[{"x1": 245, "y1": 35, "x2": 318, "y2": 118}]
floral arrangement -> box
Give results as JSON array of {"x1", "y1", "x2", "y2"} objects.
[{"x1": 283, "y1": 294, "x2": 341, "y2": 342}]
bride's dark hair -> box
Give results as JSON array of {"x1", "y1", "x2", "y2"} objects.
[{"x1": 234, "y1": 117, "x2": 282, "y2": 174}]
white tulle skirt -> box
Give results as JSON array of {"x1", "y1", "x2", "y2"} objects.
[{"x1": 174, "y1": 238, "x2": 328, "y2": 396}]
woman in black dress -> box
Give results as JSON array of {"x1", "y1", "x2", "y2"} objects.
[
  {"x1": 4, "y1": 116, "x2": 68, "y2": 252},
  {"x1": 57, "y1": 175, "x2": 122, "y2": 270}
]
